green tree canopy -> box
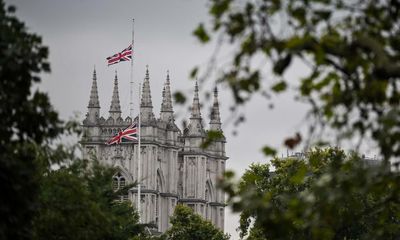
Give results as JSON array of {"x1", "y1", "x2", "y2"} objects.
[
  {"x1": 32, "y1": 158, "x2": 147, "y2": 240},
  {"x1": 160, "y1": 205, "x2": 230, "y2": 240},
  {"x1": 0, "y1": 1, "x2": 149, "y2": 239},
  {"x1": 193, "y1": 0, "x2": 400, "y2": 159},
  {"x1": 221, "y1": 148, "x2": 400, "y2": 239},
  {"x1": 0, "y1": 1, "x2": 62, "y2": 239}
]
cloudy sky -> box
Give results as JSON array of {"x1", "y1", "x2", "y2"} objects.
[{"x1": 7, "y1": 0, "x2": 313, "y2": 238}]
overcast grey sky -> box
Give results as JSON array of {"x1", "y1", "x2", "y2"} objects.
[{"x1": 7, "y1": 0, "x2": 314, "y2": 238}]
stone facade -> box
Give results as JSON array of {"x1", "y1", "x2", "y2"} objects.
[{"x1": 80, "y1": 68, "x2": 227, "y2": 233}]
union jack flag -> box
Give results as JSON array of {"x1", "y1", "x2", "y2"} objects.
[
  {"x1": 106, "y1": 123, "x2": 138, "y2": 145},
  {"x1": 106, "y1": 45, "x2": 133, "y2": 66}
]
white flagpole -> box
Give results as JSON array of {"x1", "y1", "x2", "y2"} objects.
[
  {"x1": 137, "y1": 82, "x2": 141, "y2": 223},
  {"x1": 130, "y1": 18, "x2": 141, "y2": 223},
  {"x1": 130, "y1": 19, "x2": 134, "y2": 119}
]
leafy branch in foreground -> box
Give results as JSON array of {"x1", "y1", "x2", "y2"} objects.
[
  {"x1": 0, "y1": 1, "x2": 62, "y2": 238},
  {"x1": 220, "y1": 148, "x2": 400, "y2": 239},
  {"x1": 194, "y1": 0, "x2": 400, "y2": 159}
]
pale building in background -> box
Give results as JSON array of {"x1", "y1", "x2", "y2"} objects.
[{"x1": 80, "y1": 67, "x2": 227, "y2": 233}]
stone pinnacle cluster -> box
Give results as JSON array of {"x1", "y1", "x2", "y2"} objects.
[{"x1": 81, "y1": 67, "x2": 227, "y2": 233}]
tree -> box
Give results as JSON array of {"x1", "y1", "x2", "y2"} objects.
[
  {"x1": 32, "y1": 158, "x2": 147, "y2": 240},
  {"x1": 0, "y1": 2, "x2": 149, "y2": 239},
  {"x1": 221, "y1": 148, "x2": 400, "y2": 239},
  {"x1": 160, "y1": 205, "x2": 230, "y2": 240},
  {"x1": 0, "y1": 1, "x2": 62, "y2": 239},
  {"x1": 193, "y1": 0, "x2": 400, "y2": 159},
  {"x1": 191, "y1": 3, "x2": 400, "y2": 237}
]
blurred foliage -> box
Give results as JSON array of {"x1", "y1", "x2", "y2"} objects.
[
  {"x1": 201, "y1": 130, "x2": 225, "y2": 149},
  {"x1": 0, "y1": 1, "x2": 62, "y2": 239},
  {"x1": 158, "y1": 204, "x2": 230, "y2": 240},
  {"x1": 32, "y1": 159, "x2": 148, "y2": 240},
  {"x1": 194, "y1": 0, "x2": 400, "y2": 159},
  {"x1": 220, "y1": 148, "x2": 400, "y2": 239},
  {"x1": 0, "y1": 1, "x2": 148, "y2": 239}
]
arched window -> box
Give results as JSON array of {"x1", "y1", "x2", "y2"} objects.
[
  {"x1": 156, "y1": 174, "x2": 160, "y2": 192},
  {"x1": 113, "y1": 172, "x2": 128, "y2": 201},
  {"x1": 120, "y1": 177, "x2": 125, "y2": 188},
  {"x1": 206, "y1": 181, "x2": 214, "y2": 202},
  {"x1": 205, "y1": 181, "x2": 213, "y2": 220},
  {"x1": 155, "y1": 195, "x2": 159, "y2": 227},
  {"x1": 113, "y1": 177, "x2": 119, "y2": 191},
  {"x1": 155, "y1": 170, "x2": 163, "y2": 230}
]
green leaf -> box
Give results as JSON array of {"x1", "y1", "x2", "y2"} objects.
[
  {"x1": 173, "y1": 91, "x2": 186, "y2": 104},
  {"x1": 210, "y1": 0, "x2": 231, "y2": 18},
  {"x1": 291, "y1": 7, "x2": 306, "y2": 26},
  {"x1": 201, "y1": 130, "x2": 224, "y2": 149},
  {"x1": 193, "y1": 23, "x2": 210, "y2": 43},
  {"x1": 314, "y1": 10, "x2": 332, "y2": 21},
  {"x1": 290, "y1": 164, "x2": 307, "y2": 184},
  {"x1": 224, "y1": 170, "x2": 235, "y2": 179},
  {"x1": 262, "y1": 146, "x2": 277, "y2": 156},
  {"x1": 190, "y1": 67, "x2": 198, "y2": 79},
  {"x1": 271, "y1": 81, "x2": 287, "y2": 93},
  {"x1": 273, "y1": 54, "x2": 292, "y2": 75},
  {"x1": 7, "y1": 5, "x2": 16, "y2": 13}
]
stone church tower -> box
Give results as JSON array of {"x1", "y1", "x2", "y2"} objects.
[{"x1": 81, "y1": 67, "x2": 227, "y2": 233}]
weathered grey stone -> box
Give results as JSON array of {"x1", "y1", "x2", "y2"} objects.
[{"x1": 81, "y1": 68, "x2": 227, "y2": 233}]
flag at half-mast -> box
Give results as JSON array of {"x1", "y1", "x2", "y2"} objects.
[
  {"x1": 106, "y1": 123, "x2": 137, "y2": 145},
  {"x1": 106, "y1": 44, "x2": 132, "y2": 66}
]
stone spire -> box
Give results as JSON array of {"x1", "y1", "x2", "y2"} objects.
[
  {"x1": 160, "y1": 71, "x2": 174, "y2": 122},
  {"x1": 88, "y1": 68, "x2": 100, "y2": 108},
  {"x1": 187, "y1": 81, "x2": 205, "y2": 136},
  {"x1": 191, "y1": 81, "x2": 202, "y2": 119},
  {"x1": 109, "y1": 71, "x2": 121, "y2": 119},
  {"x1": 86, "y1": 68, "x2": 100, "y2": 123},
  {"x1": 140, "y1": 66, "x2": 155, "y2": 122},
  {"x1": 209, "y1": 86, "x2": 222, "y2": 131}
]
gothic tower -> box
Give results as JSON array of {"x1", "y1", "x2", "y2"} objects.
[{"x1": 81, "y1": 67, "x2": 227, "y2": 233}]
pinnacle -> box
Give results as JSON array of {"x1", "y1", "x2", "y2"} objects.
[
  {"x1": 185, "y1": 81, "x2": 205, "y2": 137},
  {"x1": 161, "y1": 71, "x2": 173, "y2": 113},
  {"x1": 141, "y1": 66, "x2": 153, "y2": 108},
  {"x1": 88, "y1": 68, "x2": 100, "y2": 108},
  {"x1": 140, "y1": 66, "x2": 155, "y2": 122},
  {"x1": 210, "y1": 85, "x2": 222, "y2": 131},
  {"x1": 109, "y1": 71, "x2": 121, "y2": 117},
  {"x1": 190, "y1": 81, "x2": 201, "y2": 119}
]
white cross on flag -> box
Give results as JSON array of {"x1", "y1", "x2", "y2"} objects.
[{"x1": 106, "y1": 44, "x2": 132, "y2": 66}]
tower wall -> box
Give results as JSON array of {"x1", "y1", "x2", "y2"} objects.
[{"x1": 81, "y1": 69, "x2": 227, "y2": 233}]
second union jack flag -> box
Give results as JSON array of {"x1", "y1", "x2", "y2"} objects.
[
  {"x1": 106, "y1": 123, "x2": 137, "y2": 145},
  {"x1": 106, "y1": 45, "x2": 133, "y2": 66}
]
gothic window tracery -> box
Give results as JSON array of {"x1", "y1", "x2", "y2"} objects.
[
  {"x1": 187, "y1": 158, "x2": 196, "y2": 198},
  {"x1": 205, "y1": 181, "x2": 213, "y2": 220},
  {"x1": 155, "y1": 194, "x2": 159, "y2": 227},
  {"x1": 113, "y1": 172, "x2": 128, "y2": 201},
  {"x1": 155, "y1": 170, "x2": 164, "y2": 229}
]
